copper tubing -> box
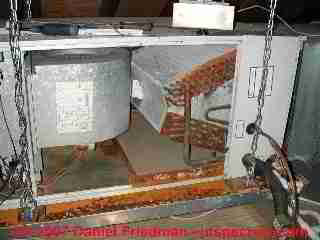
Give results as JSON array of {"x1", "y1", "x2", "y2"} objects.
[
  {"x1": 205, "y1": 104, "x2": 231, "y2": 127},
  {"x1": 183, "y1": 85, "x2": 192, "y2": 166}
]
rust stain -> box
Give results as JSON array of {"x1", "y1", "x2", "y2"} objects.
[
  {"x1": 0, "y1": 177, "x2": 267, "y2": 227},
  {"x1": 162, "y1": 49, "x2": 236, "y2": 152},
  {"x1": 0, "y1": 209, "x2": 20, "y2": 226},
  {"x1": 115, "y1": 134, "x2": 225, "y2": 187},
  {"x1": 43, "y1": 180, "x2": 225, "y2": 222},
  {"x1": 129, "y1": 160, "x2": 224, "y2": 187},
  {"x1": 161, "y1": 112, "x2": 226, "y2": 152},
  {"x1": 165, "y1": 49, "x2": 237, "y2": 107}
]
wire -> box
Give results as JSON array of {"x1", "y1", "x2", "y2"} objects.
[
  {"x1": 0, "y1": 92, "x2": 22, "y2": 206},
  {"x1": 0, "y1": 189, "x2": 15, "y2": 206},
  {"x1": 300, "y1": 197, "x2": 320, "y2": 207},
  {"x1": 0, "y1": 94, "x2": 18, "y2": 159},
  {"x1": 170, "y1": 209, "x2": 217, "y2": 221},
  {"x1": 237, "y1": 4, "x2": 320, "y2": 37}
]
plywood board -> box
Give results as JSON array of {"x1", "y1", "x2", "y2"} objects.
[
  {"x1": 41, "y1": 0, "x2": 99, "y2": 17},
  {"x1": 118, "y1": 113, "x2": 218, "y2": 176}
]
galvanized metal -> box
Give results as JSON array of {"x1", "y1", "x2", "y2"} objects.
[
  {"x1": 27, "y1": 191, "x2": 268, "y2": 228},
  {"x1": 8, "y1": 0, "x2": 37, "y2": 211},
  {"x1": 287, "y1": 40, "x2": 320, "y2": 165},
  {"x1": 0, "y1": 51, "x2": 22, "y2": 163},
  {"x1": 28, "y1": 48, "x2": 131, "y2": 148},
  {"x1": 226, "y1": 36, "x2": 303, "y2": 179}
]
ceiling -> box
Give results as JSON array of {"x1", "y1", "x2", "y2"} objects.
[{"x1": 1, "y1": 0, "x2": 320, "y2": 23}]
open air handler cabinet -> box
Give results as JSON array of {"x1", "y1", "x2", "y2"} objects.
[{"x1": 0, "y1": 29, "x2": 303, "y2": 218}]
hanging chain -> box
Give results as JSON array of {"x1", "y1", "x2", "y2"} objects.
[
  {"x1": 251, "y1": 0, "x2": 278, "y2": 156},
  {"x1": 247, "y1": 0, "x2": 298, "y2": 224},
  {"x1": 25, "y1": 0, "x2": 32, "y2": 22},
  {"x1": 8, "y1": 0, "x2": 36, "y2": 210}
]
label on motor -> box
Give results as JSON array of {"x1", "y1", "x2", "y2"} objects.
[{"x1": 56, "y1": 81, "x2": 93, "y2": 134}]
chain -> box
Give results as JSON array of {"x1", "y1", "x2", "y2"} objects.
[
  {"x1": 8, "y1": 0, "x2": 36, "y2": 210},
  {"x1": 251, "y1": 0, "x2": 278, "y2": 156},
  {"x1": 25, "y1": 0, "x2": 32, "y2": 22},
  {"x1": 243, "y1": 0, "x2": 298, "y2": 226}
]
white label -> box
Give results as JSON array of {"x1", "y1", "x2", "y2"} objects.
[
  {"x1": 248, "y1": 66, "x2": 274, "y2": 98},
  {"x1": 132, "y1": 79, "x2": 144, "y2": 100},
  {"x1": 56, "y1": 81, "x2": 93, "y2": 134},
  {"x1": 235, "y1": 120, "x2": 245, "y2": 138}
]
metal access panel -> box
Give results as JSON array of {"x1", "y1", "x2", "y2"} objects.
[
  {"x1": 0, "y1": 51, "x2": 21, "y2": 161},
  {"x1": 0, "y1": 50, "x2": 38, "y2": 195},
  {"x1": 225, "y1": 36, "x2": 303, "y2": 178},
  {"x1": 287, "y1": 40, "x2": 320, "y2": 163},
  {"x1": 27, "y1": 48, "x2": 131, "y2": 148}
]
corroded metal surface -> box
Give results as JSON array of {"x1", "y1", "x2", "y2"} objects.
[
  {"x1": 161, "y1": 113, "x2": 226, "y2": 152},
  {"x1": 128, "y1": 160, "x2": 224, "y2": 187},
  {"x1": 165, "y1": 49, "x2": 236, "y2": 107},
  {"x1": 0, "y1": 177, "x2": 268, "y2": 227},
  {"x1": 161, "y1": 49, "x2": 236, "y2": 152},
  {"x1": 42, "y1": 180, "x2": 225, "y2": 222},
  {"x1": 32, "y1": 192, "x2": 268, "y2": 229}
]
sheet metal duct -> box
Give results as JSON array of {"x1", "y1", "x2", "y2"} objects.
[
  {"x1": 286, "y1": 40, "x2": 320, "y2": 202},
  {"x1": 287, "y1": 40, "x2": 320, "y2": 165},
  {"x1": 0, "y1": 51, "x2": 22, "y2": 159},
  {"x1": 27, "y1": 48, "x2": 131, "y2": 147}
]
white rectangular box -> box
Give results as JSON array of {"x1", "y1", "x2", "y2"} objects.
[{"x1": 172, "y1": 2, "x2": 235, "y2": 30}]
